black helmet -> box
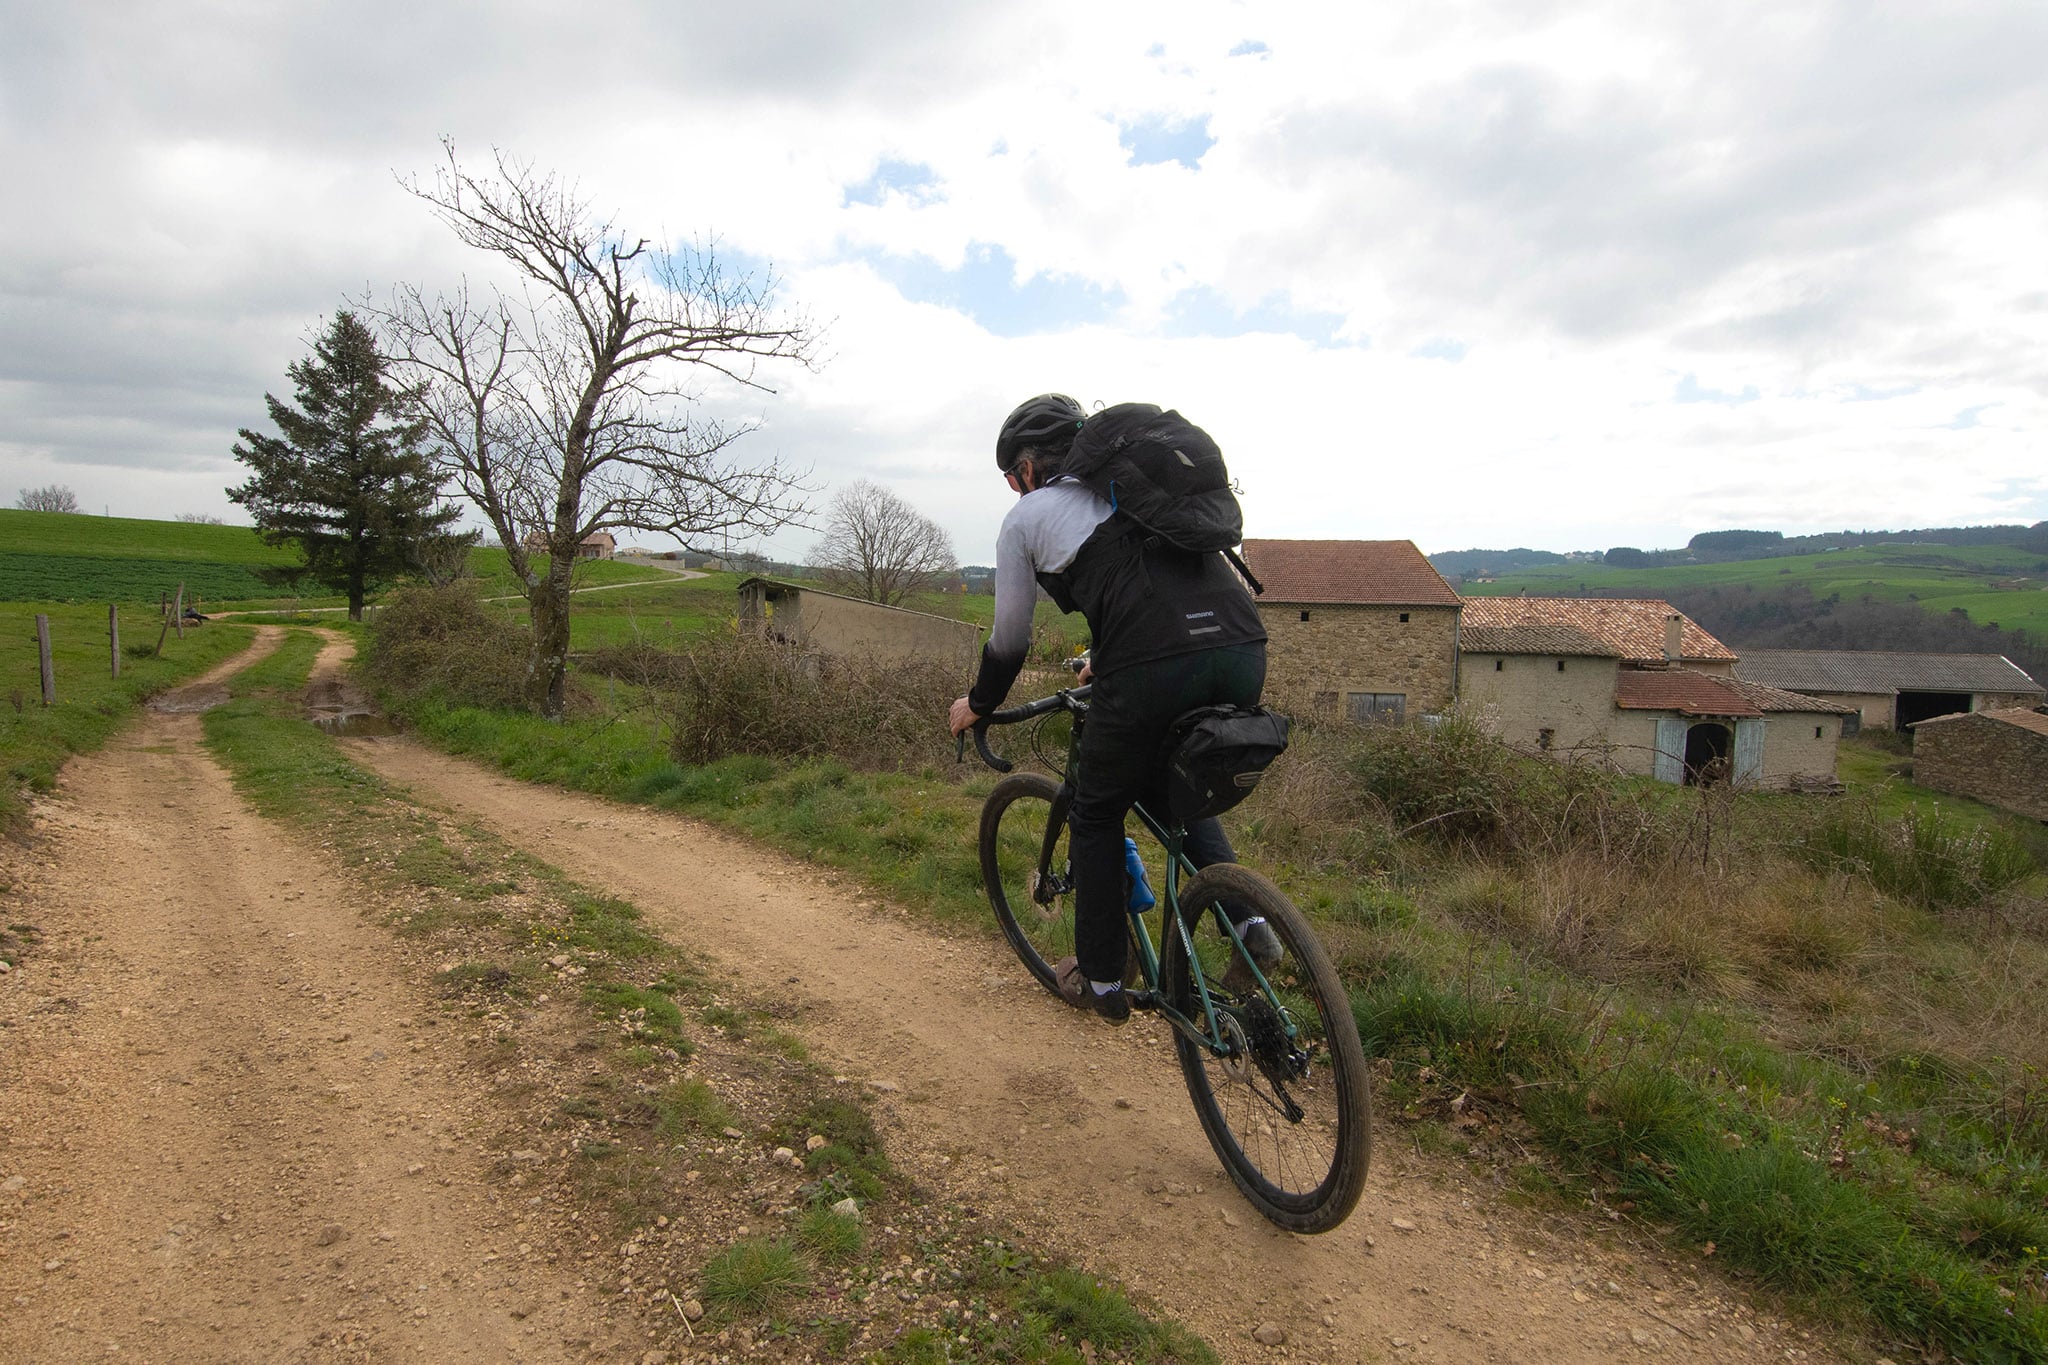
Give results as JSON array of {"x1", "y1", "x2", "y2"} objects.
[{"x1": 995, "y1": 393, "x2": 1084, "y2": 473}]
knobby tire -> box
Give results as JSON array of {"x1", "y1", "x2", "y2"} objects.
[{"x1": 1160, "y1": 864, "x2": 1371, "y2": 1233}]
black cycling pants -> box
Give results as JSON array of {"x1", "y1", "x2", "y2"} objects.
[{"x1": 1068, "y1": 643, "x2": 1266, "y2": 984}]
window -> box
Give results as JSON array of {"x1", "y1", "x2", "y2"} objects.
[
  {"x1": 1556, "y1": 659, "x2": 1566, "y2": 672},
  {"x1": 1346, "y1": 692, "x2": 1406, "y2": 724},
  {"x1": 1815, "y1": 725, "x2": 1824, "y2": 739},
  {"x1": 1299, "y1": 610, "x2": 1311, "y2": 622},
  {"x1": 1537, "y1": 728, "x2": 1555, "y2": 750},
  {"x1": 1494, "y1": 659, "x2": 1503, "y2": 671},
  {"x1": 1398, "y1": 612, "x2": 1410, "y2": 623}
]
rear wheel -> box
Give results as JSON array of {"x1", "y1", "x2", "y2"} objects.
[
  {"x1": 978, "y1": 772, "x2": 1073, "y2": 996},
  {"x1": 1160, "y1": 864, "x2": 1370, "y2": 1233}
]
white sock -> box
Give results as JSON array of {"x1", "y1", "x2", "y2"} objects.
[{"x1": 1091, "y1": 979, "x2": 1121, "y2": 996}]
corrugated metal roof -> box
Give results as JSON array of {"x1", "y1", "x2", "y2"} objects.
[
  {"x1": 1459, "y1": 596, "x2": 1737, "y2": 665},
  {"x1": 1459, "y1": 624, "x2": 1618, "y2": 657},
  {"x1": 1239, "y1": 540, "x2": 1463, "y2": 607},
  {"x1": 1915, "y1": 705, "x2": 2048, "y2": 737},
  {"x1": 1613, "y1": 670, "x2": 1761, "y2": 717},
  {"x1": 1733, "y1": 649, "x2": 2045, "y2": 695}
]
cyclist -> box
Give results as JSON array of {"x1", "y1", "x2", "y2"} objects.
[{"x1": 947, "y1": 394, "x2": 1279, "y2": 1023}]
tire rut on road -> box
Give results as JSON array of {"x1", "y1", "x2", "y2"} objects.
[{"x1": 0, "y1": 631, "x2": 642, "y2": 1363}]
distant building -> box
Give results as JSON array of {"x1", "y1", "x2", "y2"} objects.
[
  {"x1": 521, "y1": 531, "x2": 616, "y2": 560},
  {"x1": 1238, "y1": 539, "x2": 1463, "y2": 720},
  {"x1": 1911, "y1": 707, "x2": 2048, "y2": 821},
  {"x1": 1732, "y1": 650, "x2": 2044, "y2": 733},
  {"x1": 1459, "y1": 598, "x2": 1849, "y2": 789},
  {"x1": 736, "y1": 577, "x2": 981, "y2": 667}
]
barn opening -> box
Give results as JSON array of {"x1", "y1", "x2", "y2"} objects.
[
  {"x1": 1683, "y1": 722, "x2": 1732, "y2": 785},
  {"x1": 1895, "y1": 690, "x2": 1972, "y2": 730}
]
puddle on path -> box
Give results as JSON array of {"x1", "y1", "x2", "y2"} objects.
[
  {"x1": 306, "y1": 708, "x2": 400, "y2": 737},
  {"x1": 149, "y1": 685, "x2": 231, "y2": 714}
]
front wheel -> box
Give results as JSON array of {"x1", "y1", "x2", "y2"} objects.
[
  {"x1": 978, "y1": 771, "x2": 1073, "y2": 996},
  {"x1": 1160, "y1": 864, "x2": 1370, "y2": 1233}
]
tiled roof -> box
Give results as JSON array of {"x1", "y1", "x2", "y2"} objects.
[
  {"x1": 1613, "y1": 670, "x2": 1762, "y2": 718},
  {"x1": 1733, "y1": 650, "x2": 2045, "y2": 696},
  {"x1": 1719, "y1": 675, "x2": 1859, "y2": 715},
  {"x1": 1239, "y1": 540, "x2": 1462, "y2": 607},
  {"x1": 1459, "y1": 624, "x2": 1617, "y2": 657},
  {"x1": 1458, "y1": 596, "x2": 1737, "y2": 665},
  {"x1": 1915, "y1": 706, "x2": 2048, "y2": 738}
]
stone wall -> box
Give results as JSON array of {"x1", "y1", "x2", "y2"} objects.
[
  {"x1": 740, "y1": 584, "x2": 982, "y2": 667},
  {"x1": 1913, "y1": 714, "x2": 2048, "y2": 821},
  {"x1": 1757, "y1": 714, "x2": 1845, "y2": 786},
  {"x1": 1462, "y1": 653, "x2": 1622, "y2": 755},
  {"x1": 1256, "y1": 603, "x2": 1458, "y2": 718}
]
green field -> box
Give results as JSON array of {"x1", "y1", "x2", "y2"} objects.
[
  {"x1": 0, "y1": 510, "x2": 679, "y2": 609},
  {"x1": 1464, "y1": 542, "x2": 2048, "y2": 633}
]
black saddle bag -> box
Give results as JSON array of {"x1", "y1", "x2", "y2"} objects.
[{"x1": 1162, "y1": 704, "x2": 1291, "y2": 823}]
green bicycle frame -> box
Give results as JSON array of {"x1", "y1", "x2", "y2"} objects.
[{"x1": 1048, "y1": 779, "x2": 1297, "y2": 1058}]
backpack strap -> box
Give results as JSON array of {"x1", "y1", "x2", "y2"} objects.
[{"x1": 1225, "y1": 546, "x2": 1265, "y2": 597}]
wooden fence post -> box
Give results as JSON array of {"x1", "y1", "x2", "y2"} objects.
[
  {"x1": 109, "y1": 603, "x2": 120, "y2": 678},
  {"x1": 173, "y1": 582, "x2": 185, "y2": 640},
  {"x1": 35, "y1": 614, "x2": 54, "y2": 705}
]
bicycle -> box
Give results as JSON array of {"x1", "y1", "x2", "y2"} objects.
[{"x1": 964, "y1": 686, "x2": 1371, "y2": 1233}]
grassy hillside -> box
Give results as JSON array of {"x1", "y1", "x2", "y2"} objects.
[
  {"x1": 1463, "y1": 542, "x2": 2048, "y2": 635},
  {"x1": 0, "y1": 510, "x2": 674, "y2": 607}
]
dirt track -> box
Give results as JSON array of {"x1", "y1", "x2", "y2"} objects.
[{"x1": 0, "y1": 632, "x2": 1836, "y2": 1362}]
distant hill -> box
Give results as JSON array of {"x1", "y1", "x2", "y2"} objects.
[{"x1": 1427, "y1": 547, "x2": 1574, "y2": 579}]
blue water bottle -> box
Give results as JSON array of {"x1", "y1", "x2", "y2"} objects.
[{"x1": 1123, "y1": 837, "x2": 1156, "y2": 913}]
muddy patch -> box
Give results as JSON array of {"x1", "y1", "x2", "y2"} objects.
[
  {"x1": 147, "y1": 683, "x2": 231, "y2": 713},
  {"x1": 304, "y1": 662, "x2": 398, "y2": 735}
]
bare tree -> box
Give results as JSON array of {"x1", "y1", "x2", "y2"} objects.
[
  {"x1": 376, "y1": 143, "x2": 818, "y2": 717},
  {"x1": 175, "y1": 512, "x2": 225, "y2": 524},
  {"x1": 17, "y1": 485, "x2": 79, "y2": 513},
  {"x1": 808, "y1": 479, "x2": 958, "y2": 606}
]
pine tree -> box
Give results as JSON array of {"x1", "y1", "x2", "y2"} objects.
[{"x1": 230, "y1": 310, "x2": 468, "y2": 620}]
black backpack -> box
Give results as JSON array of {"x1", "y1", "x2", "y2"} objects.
[{"x1": 1063, "y1": 404, "x2": 1265, "y2": 593}]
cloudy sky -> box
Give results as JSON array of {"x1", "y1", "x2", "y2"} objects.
[{"x1": 4, "y1": 1, "x2": 2044, "y2": 563}]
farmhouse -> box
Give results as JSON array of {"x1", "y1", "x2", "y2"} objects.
[
  {"x1": 1238, "y1": 539, "x2": 1462, "y2": 720},
  {"x1": 1910, "y1": 706, "x2": 2048, "y2": 822},
  {"x1": 520, "y1": 531, "x2": 617, "y2": 560},
  {"x1": 735, "y1": 577, "x2": 981, "y2": 667},
  {"x1": 1458, "y1": 597, "x2": 1852, "y2": 789},
  {"x1": 1731, "y1": 649, "x2": 2045, "y2": 733}
]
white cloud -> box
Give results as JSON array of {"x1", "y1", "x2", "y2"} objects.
[{"x1": 3, "y1": 0, "x2": 2043, "y2": 556}]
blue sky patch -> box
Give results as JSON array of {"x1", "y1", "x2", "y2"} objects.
[
  {"x1": 1846, "y1": 382, "x2": 1920, "y2": 402},
  {"x1": 842, "y1": 158, "x2": 941, "y2": 207},
  {"x1": 1229, "y1": 39, "x2": 1269, "y2": 57},
  {"x1": 1118, "y1": 114, "x2": 1215, "y2": 169},
  {"x1": 1411, "y1": 338, "x2": 1467, "y2": 362},
  {"x1": 857, "y1": 242, "x2": 1124, "y2": 337},
  {"x1": 1942, "y1": 403, "x2": 1995, "y2": 430},
  {"x1": 1161, "y1": 286, "x2": 1353, "y2": 346},
  {"x1": 1675, "y1": 373, "x2": 1760, "y2": 405}
]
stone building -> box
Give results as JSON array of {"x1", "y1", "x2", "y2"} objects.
[
  {"x1": 1732, "y1": 650, "x2": 2045, "y2": 733},
  {"x1": 1238, "y1": 539, "x2": 1462, "y2": 719},
  {"x1": 1459, "y1": 596, "x2": 1850, "y2": 789},
  {"x1": 736, "y1": 577, "x2": 981, "y2": 667},
  {"x1": 1909, "y1": 707, "x2": 2048, "y2": 821}
]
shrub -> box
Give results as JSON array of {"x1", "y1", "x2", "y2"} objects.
[
  {"x1": 363, "y1": 582, "x2": 529, "y2": 711},
  {"x1": 1797, "y1": 796, "x2": 2036, "y2": 912},
  {"x1": 658, "y1": 626, "x2": 959, "y2": 771}
]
